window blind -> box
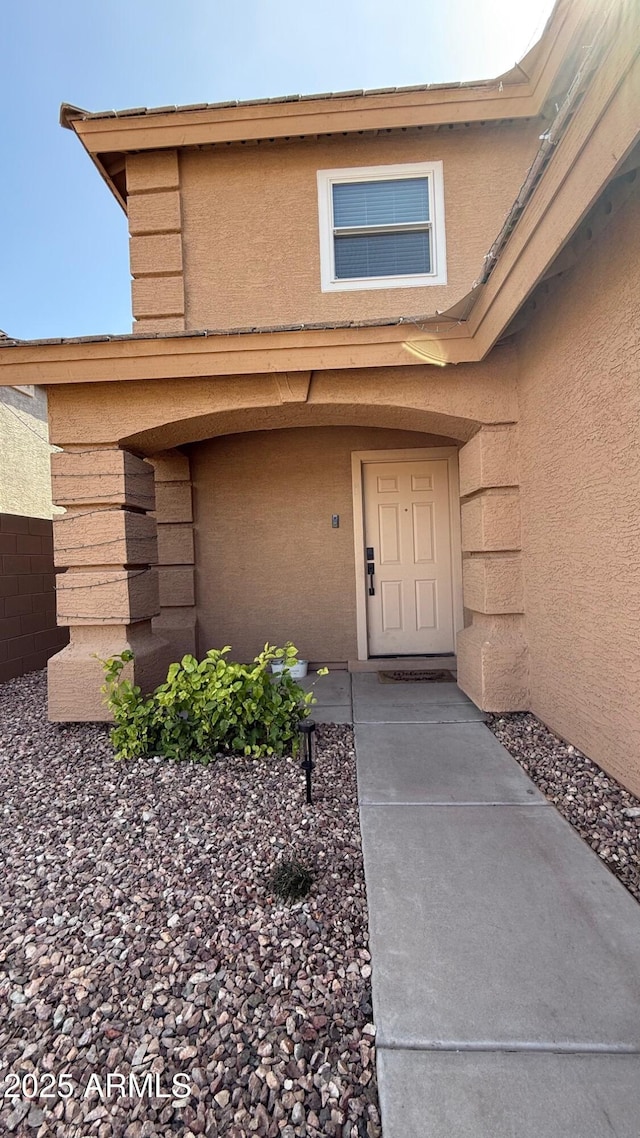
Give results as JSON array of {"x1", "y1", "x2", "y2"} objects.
[
  {"x1": 334, "y1": 230, "x2": 431, "y2": 279},
  {"x1": 333, "y1": 177, "x2": 430, "y2": 228}
]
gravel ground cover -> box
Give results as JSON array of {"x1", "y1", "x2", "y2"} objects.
[
  {"x1": 0, "y1": 671, "x2": 380, "y2": 1138},
  {"x1": 487, "y1": 712, "x2": 640, "y2": 903}
]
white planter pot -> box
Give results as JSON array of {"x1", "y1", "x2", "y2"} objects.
[{"x1": 271, "y1": 660, "x2": 309, "y2": 679}]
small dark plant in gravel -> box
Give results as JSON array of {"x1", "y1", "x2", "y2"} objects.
[
  {"x1": 271, "y1": 857, "x2": 315, "y2": 902},
  {"x1": 101, "y1": 642, "x2": 324, "y2": 762}
]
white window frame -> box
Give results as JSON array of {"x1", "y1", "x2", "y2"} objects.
[{"x1": 317, "y1": 161, "x2": 447, "y2": 292}]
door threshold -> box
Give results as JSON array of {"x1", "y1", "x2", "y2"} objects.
[{"x1": 348, "y1": 655, "x2": 457, "y2": 674}]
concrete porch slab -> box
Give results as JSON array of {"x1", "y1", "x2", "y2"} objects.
[
  {"x1": 360, "y1": 802, "x2": 640, "y2": 1049},
  {"x1": 352, "y1": 672, "x2": 484, "y2": 723},
  {"x1": 350, "y1": 673, "x2": 480, "y2": 728},
  {"x1": 349, "y1": 655, "x2": 457, "y2": 673},
  {"x1": 300, "y1": 670, "x2": 351, "y2": 705},
  {"x1": 354, "y1": 672, "x2": 471, "y2": 704},
  {"x1": 377, "y1": 1051, "x2": 640, "y2": 1138},
  {"x1": 299, "y1": 670, "x2": 352, "y2": 723},
  {"x1": 355, "y1": 722, "x2": 546, "y2": 805},
  {"x1": 310, "y1": 704, "x2": 353, "y2": 724},
  {"x1": 356, "y1": 704, "x2": 485, "y2": 723}
]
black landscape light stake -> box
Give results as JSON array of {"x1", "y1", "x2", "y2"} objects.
[{"x1": 298, "y1": 719, "x2": 317, "y2": 805}]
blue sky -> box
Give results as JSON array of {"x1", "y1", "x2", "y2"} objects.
[{"x1": 2, "y1": 0, "x2": 554, "y2": 340}]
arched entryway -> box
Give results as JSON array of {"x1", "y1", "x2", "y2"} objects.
[
  {"x1": 186, "y1": 423, "x2": 460, "y2": 666},
  {"x1": 46, "y1": 366, "x2": 525, "y2": 719}
]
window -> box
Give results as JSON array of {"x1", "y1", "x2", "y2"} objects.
[{"x1": 317, "y1": 162, "x2": 446, "y2": 292}]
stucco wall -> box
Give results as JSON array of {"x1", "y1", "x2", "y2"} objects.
[
  {"x1": 0, "y1": 387, "x2": 57, "y2": 519},
  {"x1": 517, "y1": 183, "x2": 640, "y2": 795},
  {"x1": 44, "y1": 349, "x2": 519, "y2": 451},
  {"x1": 179, "y1": 122, "x2": 540, "y2": 330},
  {"x1": 191, "y1": 425, "x2": 456, "y2": 663}
]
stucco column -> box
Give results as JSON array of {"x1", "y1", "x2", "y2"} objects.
[
  {"x1": 127, "y1": 150, "x2": 185, "y2": 335},
  {"x1": 47, "y1": 445, "x2": 169, "y2": 721},
  {"x1": 456, "y1": 425, "x2": 529, "y2": 711},
  {"x1": 148, "y1": 450, "x2": 197, "y2": 661}
]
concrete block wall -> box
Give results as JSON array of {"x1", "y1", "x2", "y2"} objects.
[{"x1": 0, "y1": 513, "x2": 68, "y2": 683}]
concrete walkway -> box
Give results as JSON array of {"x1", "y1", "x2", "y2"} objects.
[{"x1": 350, "y1": 672, "x2": 640, "y2": 1138}]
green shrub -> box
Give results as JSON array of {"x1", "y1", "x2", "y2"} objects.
[{"x1": 100, "y1": 643, "x2": 321, "y2": 762}]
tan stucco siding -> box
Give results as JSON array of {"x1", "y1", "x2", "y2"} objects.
[
  {"x1": 0, "y1": 388, "x2": 56, "y2": 519},
  {"x1": 44, "y1": 350, "x2": 518, "y2": 452},
  {"x1": 191, "y1": 425, "x2": 456, "y2": 663},
  {"x1": 179, "y1": 122, "x2": 541, "y2": 330},
  {"x1": 517, "y1": 185, "x2": 640, "y2": 795}
]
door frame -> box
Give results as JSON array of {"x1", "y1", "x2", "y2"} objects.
[{"x1": 351, "y1": 447, "x2": 463, "y2": 661}]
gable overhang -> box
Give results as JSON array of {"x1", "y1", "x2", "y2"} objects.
[{"x1": 60, "y1": 0, "x2": 601, "y2": 214}]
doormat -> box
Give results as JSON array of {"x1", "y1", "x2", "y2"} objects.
[{"x1": 378, "y1": 669, "x2": 456, "y2": 683}]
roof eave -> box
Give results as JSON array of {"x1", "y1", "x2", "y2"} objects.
[
  {"x1": 14, "y1": 5, "x2": 636, "y2": 381},
  {"x1": 59, "y1": 0, "x2": 591, "y2": 212}
]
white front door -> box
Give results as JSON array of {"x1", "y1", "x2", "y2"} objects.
[{"x1": 363, "y1": 459, "x2": 455, "y2": 656}]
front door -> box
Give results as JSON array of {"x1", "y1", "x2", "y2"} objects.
[{"x1": 363, "y1": 459, "x2": 455, "y2": 656}]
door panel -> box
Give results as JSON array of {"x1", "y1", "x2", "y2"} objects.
[
  {"x1": 377, "y1": 475, "x2": 399, "y2": 493},
  {"x1": 381, "y1": 580, "x2": 403, "y2": 631},
  {"x1": 379, "y1": 504, "x2": 401, "y2": 563},
  {"x1": 415, "y1": 578, "x2": 438, "y2": 629},
  {"x1": 364, "y1": 459, "x2": 454, "y2": 655},
  {"x1": 412, "y1": 501, "x2": 434, "y2": 563}
]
